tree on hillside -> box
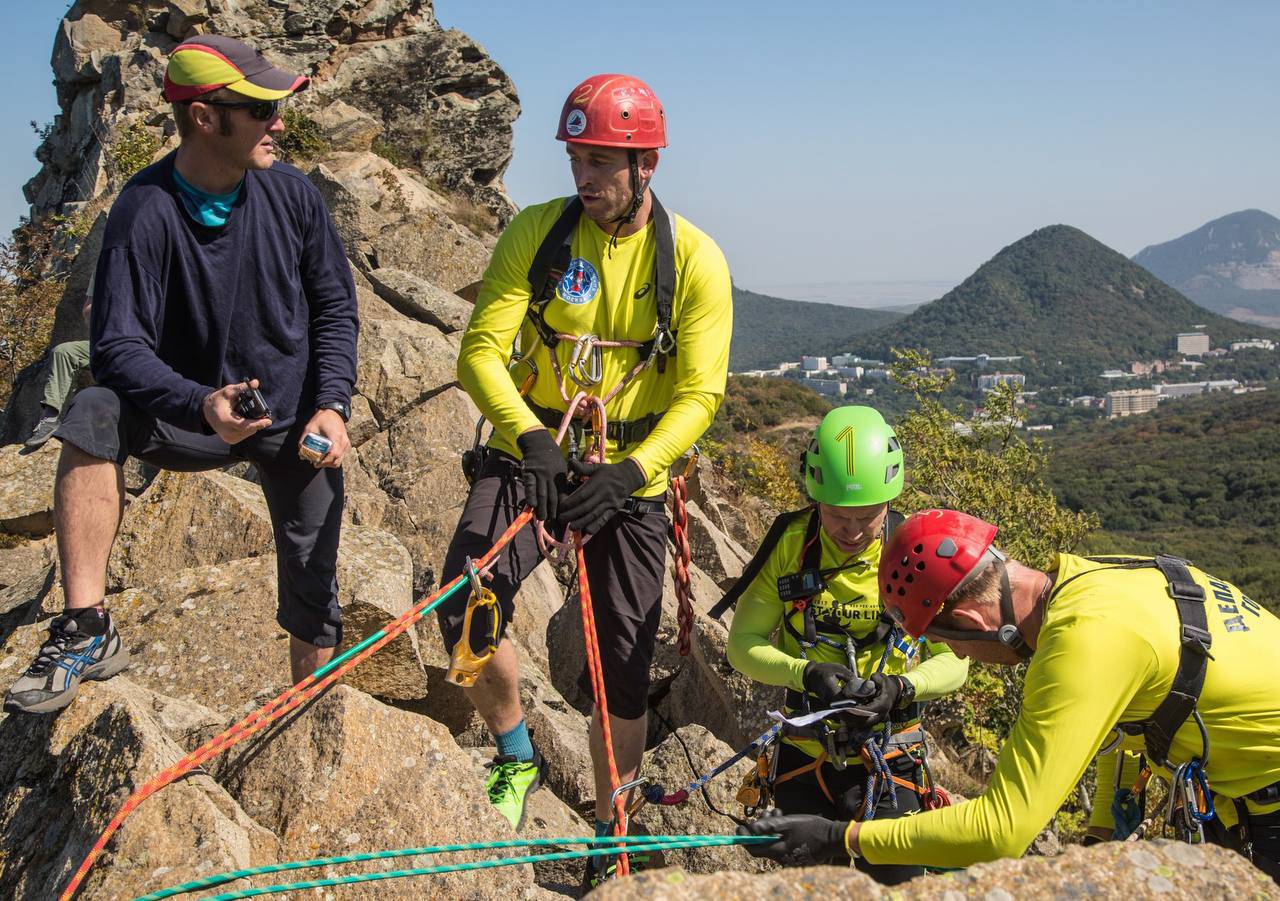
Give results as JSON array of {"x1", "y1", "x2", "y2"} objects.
[{"x1": 890, "y1": 348, "x2": 1096, "y2": 567}]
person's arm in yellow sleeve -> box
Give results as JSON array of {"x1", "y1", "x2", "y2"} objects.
[
  {"x1": 902, "y1": 639, "x2": 969, "y2": 701},
  {"x1": 626, "y1": 237, "x2": 732, "y2": 480},
  {"x1": 1087, "y1": 748, "x2": 1121, "y2": 840},
  {"x1": 853, "y1": 620, "x2": 1155, "y2": 868},
  {"x1": 726, "y1": 562, "x2": 808, "y2": 691},
  {"x1": 457, "y1": 207, "x2": 549, "y2": 443}
]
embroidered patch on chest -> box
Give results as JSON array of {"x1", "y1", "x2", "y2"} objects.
[{"x1": 558, "y1": 257, "x2": 600, "y2": 305}]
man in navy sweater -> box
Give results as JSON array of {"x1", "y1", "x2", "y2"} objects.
[{"x1": 4, "y1": 36, "x2": 359, "y2": 714}]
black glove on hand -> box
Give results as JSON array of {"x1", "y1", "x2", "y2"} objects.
[
  {"x1": 737, "y1": 811, "x2": 850, "y2": 866},
  {"x1": 860, "y1": 672, "x2": 906, "y2": 725},
  {"x1": 558, "y1": 457, "x2": 646, "y2": 536},
  {"x1": 802, "y1": 662, "x2": 863, "y2": 707},
  {"x1": 516, "y1": 429, "x2": 568, "y2": 522}
]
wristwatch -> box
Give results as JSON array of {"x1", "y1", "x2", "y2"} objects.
[
  {"x1": 317, "y1": 400, "x2": 351, "y2": 423},
  {"x1": 893, "y1": 675, "x2": 917, "y2": 709}
]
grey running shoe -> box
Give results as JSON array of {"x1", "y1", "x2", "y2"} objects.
[
  {"x1": 4, "y1": 610, "x2": 129, "y2": 714},
  {"x1": 24, "y1": 416, "x2": 59, "y2": 449}
]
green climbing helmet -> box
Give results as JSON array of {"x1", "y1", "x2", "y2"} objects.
[{"x1": 803, "y1": 406, "x2": 904, "y2": 506}]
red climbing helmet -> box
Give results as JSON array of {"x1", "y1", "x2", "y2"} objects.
[
  {"x1": 880, "y1": 510, "x2": 999, "y2": 638},
  {"x1": 556, "y1": 74, "x2": 667, "y2": 149}
]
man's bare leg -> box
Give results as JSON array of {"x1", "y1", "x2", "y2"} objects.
[
  {"x1": 590, "y1": 708, "x2": 647, "y2": 824},
  {"x1": 54, "y1": 442, "x2": 125, "y2": 608},
  {"x1": 462, "y1": 637, "x2": 524, "y2": 735},
  {"x1": 290, "y1": 636, "x2": 337, "y2": 684}
]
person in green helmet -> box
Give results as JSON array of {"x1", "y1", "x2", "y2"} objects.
[{"x1": 723, "y1": 405, "x2": 969, "y2": 885}]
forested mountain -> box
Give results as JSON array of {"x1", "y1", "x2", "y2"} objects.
[
  {"x1": 840, "y1": 225, "x2": 1277, "y2": 384},
  {"x1": 1047, "y1": 389, "x2": 1280, "y2": 609},
  {"x1": 730, "y1": 286, "x2": 901, "y2": 371},
  {"x1": 1133, "y1": 209, "x2": 1280, "y2": 325}
]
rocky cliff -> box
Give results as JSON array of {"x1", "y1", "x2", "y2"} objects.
[{"x1": 0, "y1": 3, "x2": 1276, "y2": 899}]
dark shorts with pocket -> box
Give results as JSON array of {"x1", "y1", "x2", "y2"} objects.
[
  {"x1": 438, "y1": 451, "x2": 667, "y2": 720},
  {"x1": 54, "y1": 385, "x2": 345, "y2": 647}
]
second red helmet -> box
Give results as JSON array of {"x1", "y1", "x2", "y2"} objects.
[
  {"x1": 556, "y1": 74, "x2": 667, "y2": 149},
  {"x1": 880, "y1": 510, "x2": 999, "y2": 638}
]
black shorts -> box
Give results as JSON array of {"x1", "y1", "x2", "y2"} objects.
[
  {"x1": 772, "y1": 741, "x2": 925, "y2": 885},
  {"x1": 54, "y1": 386, "x2": 345, "y2": 648},
  {"x1": 438, "y1": 451, "x2": 667, "y2": 720}
]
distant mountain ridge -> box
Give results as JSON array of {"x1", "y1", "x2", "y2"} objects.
[
  {"x1": 840, "y1": 224, "x2": 1277, "y2": 379},
  {"x1": 1133, "y1": 209, "x2": 1280, "y2": 326},
  {"x1": 730, "y1": 287, "x2": 901, "y2": 371}
]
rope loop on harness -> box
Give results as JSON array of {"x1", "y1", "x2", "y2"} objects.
[{"x1": 670, "y1": 447, "x2": 698, "y2": 656}]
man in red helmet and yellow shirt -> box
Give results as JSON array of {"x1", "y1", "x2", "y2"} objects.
[
  {"x1": 435, "y1": 74, "x2": 732, "y2": 865},
  {"x1": 741, "y1": 509, "x2": 1280, "y2": 882}
]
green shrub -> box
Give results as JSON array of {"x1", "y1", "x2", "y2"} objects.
[
  {"x1": 111, "y1": 121, "x2": 160, "y2": 183},
  {"x1": 275, "y1": 108, "x2": 329, "y2": 164}
]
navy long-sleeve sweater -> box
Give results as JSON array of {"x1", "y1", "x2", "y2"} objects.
[{"x1": 90, "y1": 152, "x2": 358, "y2": 434}]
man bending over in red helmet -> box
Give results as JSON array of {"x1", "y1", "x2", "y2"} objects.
[
  {"x1": 741, "y1": 509, "x2": 1280, "y2": 881},
  {"x1": 436, "y1": 74, "x2": 732, "y2": 885}
]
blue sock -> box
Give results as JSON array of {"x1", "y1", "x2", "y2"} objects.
[
  {"x1": 594, "y1": 819, "x2": 612, "y2": 837},
  {"x1": 495, "y1": 720, "x2": 534, "y2": 762}
]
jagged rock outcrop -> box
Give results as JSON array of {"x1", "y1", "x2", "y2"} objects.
[
  {"x1": 28, "y1": 1, "x2": 517, "y2": 227},
  {"x1": 0, "y1": 444, "x2": 61, "y2": 536},
  {"x1": 0, "y1": 678, "x2": 280, "y2": 901}
]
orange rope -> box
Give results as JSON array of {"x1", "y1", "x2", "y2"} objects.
[
  {"x1": 58, "y1": 509, "x2": 534, "y2": 901},
  {"x1": 576, "y1": 533, "x2": 629, "y2": 876}
]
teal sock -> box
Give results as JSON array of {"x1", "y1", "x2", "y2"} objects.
[
  {"x1": 495, "y1": 720, "x2": 534, "y2": 762},
  {"x1": 594, "y1": 819, "x2": 612, "y2": 837}
]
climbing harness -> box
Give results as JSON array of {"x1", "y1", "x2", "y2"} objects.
[
  {"x1": 1080, "y1": 554, "x2": 1224, "y2": 844},
  {"x1": 60, "y1": 510, "x2": 536, "y2": 901},
  {"x1": 445, "y1": 557, "x2": 500, "y2": 687},
  {"x1": 135, "y1": 834, "x2": 774, "y2": 901}
]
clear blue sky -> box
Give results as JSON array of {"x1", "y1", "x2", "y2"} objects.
[{"x1": 4, "y1": 1, "x2": 1278, "y2": 296}]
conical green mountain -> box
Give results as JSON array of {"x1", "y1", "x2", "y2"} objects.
[{"x1": 842, "y1": 225, "x2": 1277, "y2": 376}]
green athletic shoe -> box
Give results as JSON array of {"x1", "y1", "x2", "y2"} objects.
[
  {"x1": 584, "y1": 850, "x2": 652, "y2": 889},
  {"x1": 484, "y1": 749, "x2": 546, "y2": 830}
]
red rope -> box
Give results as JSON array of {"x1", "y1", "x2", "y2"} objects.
[
  {"x1": 670, "y1": 473, "x2": 694, "y2": 656},
  {"x1": 57, "y1": 509, "x2": 535, "y2": 901},
  {"x1": 575, "y1": 532, "x2": 629, "y2": 876}
]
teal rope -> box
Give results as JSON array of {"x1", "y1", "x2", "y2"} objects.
[{"x1": 135, "y1": 835, "x2": 772, "y2": 901}]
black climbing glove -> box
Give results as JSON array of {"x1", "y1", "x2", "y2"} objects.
[
  {"x1": 516, "y1": 429, "x2": 568, "y2": 522},
  {"x1": 737, "y1": 811, "x2": 851, "y2": 866},
  {"x1": 802, "y1": 662, "x2": 867, "y2": 707},
  {"x1": 859, "y1": 672, "x2": 907, "y2": 726},
  {"x1": 558, "y1": 457, "x2": 646, "y2": 536}
]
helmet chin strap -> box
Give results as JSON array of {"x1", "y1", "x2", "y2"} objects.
[
  {"x1": 606, "y1": 149, "x2": 647, "y2": 254},
  {"x1": 923, "y1": 560, "x2": 1034, "y2": 660}
]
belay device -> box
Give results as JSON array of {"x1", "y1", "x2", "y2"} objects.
[{"x1": 445, "y1": 557, "x2": 500, "y2": 687}]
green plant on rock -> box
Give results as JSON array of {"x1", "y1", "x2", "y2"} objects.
[
  {"x1": 275, "y1": 108, "x2": 330, "y2": 164},
  {"x1": 701, "y1": 434, "x2": 803, "y2": 512},
  {"x1": 371, "y1": 137, "x2": 403, "y2": 166},
  {"x1": 110, "y1": 121, "x2": 160, "y2": 184}
]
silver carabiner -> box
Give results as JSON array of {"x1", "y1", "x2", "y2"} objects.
[
  {"x1": 568, "y1": 334, "x2": 603, "y2": 387},
  {"x1": 1097, "y1": 726, "x2": 1125, "y2": 757},
  {"x1": 654, "y1": 327, "x2": 676, "y2": 355}
]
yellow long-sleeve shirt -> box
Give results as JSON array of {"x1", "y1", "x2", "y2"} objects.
[
  {"x1": 457, "y1": 197, "x2": 732, "y2": 496},
  {"x1": 725, "y1": 511, "x2": 969, "y2": 759},
  {"x1": 858, "y1": 553, "x2": 1280, "y2": 868}
]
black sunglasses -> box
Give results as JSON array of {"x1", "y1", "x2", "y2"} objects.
[{"x1": 186, "y1": 98, "x2": 282, "y2": 122}]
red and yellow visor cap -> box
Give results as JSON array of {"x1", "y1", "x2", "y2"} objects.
[{"x1": 163, "y1": 35, "x2": 309, "y2": 103}]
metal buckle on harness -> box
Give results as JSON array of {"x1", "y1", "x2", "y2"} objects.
[
  {"x1": 568, "y1": 334, "x2": 603, "y2": 387},
  {"x1": 1180, "y1": 623, "x2": 1213, "y2": 656}
]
